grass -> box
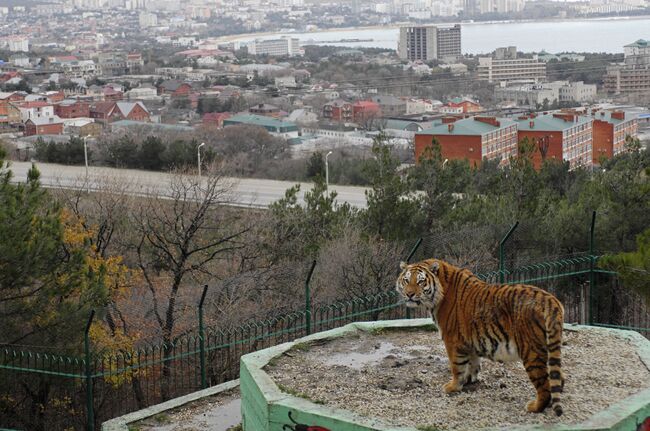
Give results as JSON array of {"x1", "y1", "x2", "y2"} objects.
[
  {"x1": 417, "y1": 426, "x2": 441, "y2": 431},
  {"x1": 226, "y1": 425, "x2": 242, "y2": 431},
  {"x1": 370, "y1": 323, "x2": 438, "y2": 335},
  {"x1": 291, "y1": 342, "x2": 312, "y2": 352},
  {"x1": 266, "y1": 355, "x2": 280, "y2": 367},
  {"x1": 152, "y1": 413, "x2": 171, "y2": 424}
]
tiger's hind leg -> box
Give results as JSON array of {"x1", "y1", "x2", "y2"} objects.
[
  {"x1": 467, "y1": 355, "x2": 481, "y2": 384},
  {"x1": 523, "y1": 349, "x2": 551, "y2": 413}
]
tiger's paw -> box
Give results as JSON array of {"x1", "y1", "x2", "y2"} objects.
[
  {"x1": 443, "y1": 380, "x2": 462, "y2": 394},
  {"x1": 526, "y1": 399, "x2": 545, "y2": 413}
]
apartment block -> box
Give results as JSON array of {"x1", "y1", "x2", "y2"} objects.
[
  {"x1": 323, "y1": 99, "x2": 353, "y2": 122},
  {"x1": 478, "y1": 46, "x2": 546, "y2": 84},
  {"x1": 495, "y1": 84, "x2": 558, "y2": 107},
  {"x1": 591, "y1": 110, "x2": 638, "y2": 165},
  {"x1": 414, "y1": 116, "x2": 518, "y2": 166},
  {"x1": 604, "y1": 39, "x2": 650, "y2": 94},
  {"x1": 495, "y1": 81, "x2": 596, "y2": 107},
  {"x1": 398, "y1": 24, "x2": 461, "y2": 62},
  {"x1": 435, "y1": 24, "x2": 462, "y2": 62},
  {"x1": 477, "y1": 0, "x2": 525, "y2": 14},
  {"x1": 558, "y1": 81, "x2": 597, "y2": 103},
  {"x1": 516, "y1": 112, "x2": 593, "y2": 170},
  {"x1": 248, "y1": 37, "x2": 301, "y2": 57},
  {"x1": 604, "y1": 64, "x2": 650, "y2": 94},
  {"x1": 0, "y1": 36, "x2": 29, "y2": 52}
]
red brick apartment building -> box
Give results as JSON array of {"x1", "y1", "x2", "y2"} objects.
[
  {"x1": 516, "y1": 112, "x2": 593, "y2": 170},
  {"x1": 55, "y1": 99, "x2": 90, "y2": 118},
  {"x1": 591, "y1": 110, "x2": 638, "y2": 165},
  {"x1": 415, "y1": 116, "x2": 518, "y2": 166},
  {"x1": 323, "y1": 99, "x2": 353, "y2": 122},
  {"x1": 352, "y1": 100, "x2": 381, "y2": 123}
]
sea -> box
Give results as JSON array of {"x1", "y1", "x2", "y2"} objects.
[{"x1": 227, "y1": 17, "x2": 650, "y2": 54}]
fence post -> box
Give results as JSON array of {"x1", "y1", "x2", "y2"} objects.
[
  {"x1": 404, "y1": 237, "x2": 423, "y2": 319},
  {"x1": 198, "y1": 284, "x2": 208, "y2": 389},
  {"x1": 406, "y1": 237, "x2": 423, "y2": 263},
  {"x1": 305, "y1": 260, "x2": 317, "y2": 335},
  {"x1": 588, "y1": 211, "x2": 596, "y2": 325},
  {"x1": 84, "y1": 310, "x2": 95, "y2": 431},
  {"x1": 499, "y1": 222, "x2": 519, "y2": 284}
]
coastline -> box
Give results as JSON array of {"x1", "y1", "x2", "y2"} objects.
[{"x1": 215, "y1": 14, "x2": 650, "y2": 44}]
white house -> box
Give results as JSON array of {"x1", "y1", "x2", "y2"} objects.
[
  {"x1": 125, "y1": 85, "x2": 160, "y2": 101},
  {"x1": 19, "y1": 101, "x2": 54, "y2": 122}
]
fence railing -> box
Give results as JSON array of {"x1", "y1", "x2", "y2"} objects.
[{"x1": 1, "y1": 213, "x2": 649, "y2": 430}]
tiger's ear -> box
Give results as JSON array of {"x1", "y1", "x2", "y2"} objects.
[
  {"x1": 429, "y1": 261, "x2": 440, "y2": 274},
  {"x1": 399, "y1": 261, "x2": 407, "y2": 270}
]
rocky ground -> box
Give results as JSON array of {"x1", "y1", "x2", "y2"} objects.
[{"x1": 266, "y1": 326, "x2": 650, "y2": 430}]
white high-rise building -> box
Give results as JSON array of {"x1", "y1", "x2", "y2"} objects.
[
  {"x1": 397, "y1": 24, "x2": 461, "y2": 62},
  {"x1": 139, "y1": 11, "x2": 158, "y2": 28},
  {"x1": 248, "y1": 37, "x2": 301, "y2": 57},
  {"x1": 478, "y1": 47, "x2": 546, "y2": 84},
  {"x1": 1, "y1": 36, "x2": 29, "y2": 52}
]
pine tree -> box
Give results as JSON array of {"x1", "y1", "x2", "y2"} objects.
[{"x1": 0, "y1": 152, "x2": 114, "y2": 348}]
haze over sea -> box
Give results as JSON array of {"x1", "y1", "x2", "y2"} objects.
[{"x1": 231, "y1": 17, "x2": 650, "y2": 54}]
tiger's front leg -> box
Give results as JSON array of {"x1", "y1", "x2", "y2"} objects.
[{"x1": 443, "y1": 349, "x2": 472, "y2": 393}]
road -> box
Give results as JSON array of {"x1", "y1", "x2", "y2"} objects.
[{"x1": 7, "y1": 161, "x2": 369, "y2": 209}]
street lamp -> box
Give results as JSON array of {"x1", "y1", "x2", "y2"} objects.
[
  {"x1": 442, "y1": 158, "x2": 449, "y2": 169},
  {"x1": 325, "y1": 151, "x2": 333, "y2": 190},
  {"x1": 83, "y1": 135, "x2": 91, "y2": 193},
  {"x1": 197, "y1": 142, "x2": 205, "y2": 177}
]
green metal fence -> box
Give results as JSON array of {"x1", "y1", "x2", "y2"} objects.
[{"x1": 1, "y1": 215, "x2": 648, "y2": 430}]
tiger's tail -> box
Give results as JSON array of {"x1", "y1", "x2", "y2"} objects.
[{"x1": 545, "y1": 300, "x2": 564, "y2": 416}]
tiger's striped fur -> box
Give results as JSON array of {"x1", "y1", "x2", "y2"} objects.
[{"x1": 396, "y1": 259, "x2": 565, "y2": 416}]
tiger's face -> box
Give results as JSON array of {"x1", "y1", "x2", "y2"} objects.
[{"x1": 396, "y1": 260, "x2": 442, "y2": 309}]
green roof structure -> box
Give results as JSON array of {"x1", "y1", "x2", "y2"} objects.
[
  {"x1": 516, "y1": 113, "x2": 592, "y2": 132},
  {"x1": 418, "y1": 117, "x2": 516, "y2": 136},
  {"x1": 223, "y1": 114, "x2": 298, "y2": 134},
  {"x1": 591, "y1": 110, "x2": 631, "y2": 125},
  {"x1": 382, "y1": 119, "x2": 426, "y2": 131},
  {"x1": 624, "y1": 39, "x2": 650, "y2": 48}
]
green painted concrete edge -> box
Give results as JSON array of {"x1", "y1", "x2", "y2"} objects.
[
  {"x1": 100, "y1": 379, "x2": 240, "y2": 431},
  {"x1": 240, "y1": 319, "x2": 432, "y2": 431},
  {"x1": 240, "y1": 319, "x2": 650, "y2": 431}
]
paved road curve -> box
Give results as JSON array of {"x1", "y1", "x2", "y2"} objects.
[{"x1": 7, "y1": 161, "x2": 369, "y2": 209}]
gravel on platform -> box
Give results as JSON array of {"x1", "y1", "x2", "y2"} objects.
[
  {"x1": 134, "y1": 388, "x2": 241, "y2": 431},
  {"x1": 266, "y1": 327, "x2": 650, "y2": 431}
]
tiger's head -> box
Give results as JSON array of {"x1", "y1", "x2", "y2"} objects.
[{"x1": 396, "y1": 260, "x2": 443, "y2": 309}]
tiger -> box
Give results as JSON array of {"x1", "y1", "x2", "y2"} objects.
[{"x1": 396, "y1": 258, "x2": 565, "y2": 416}]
